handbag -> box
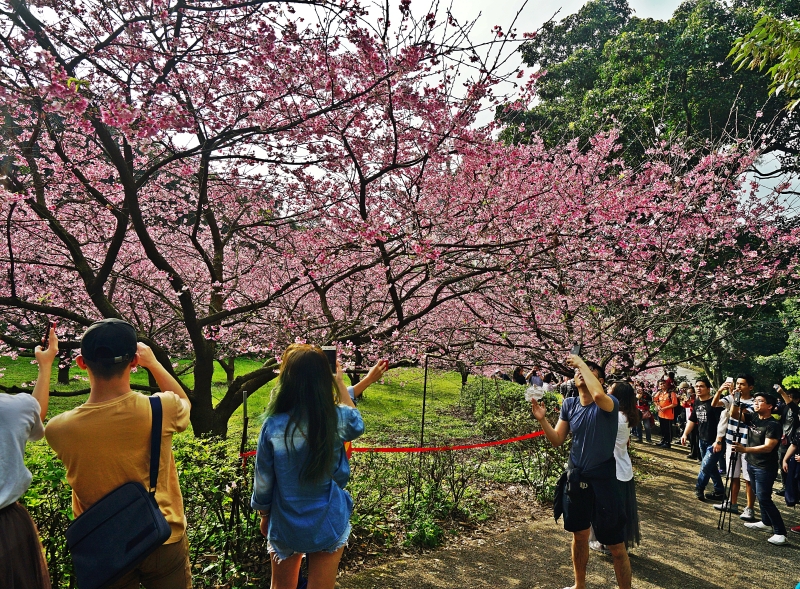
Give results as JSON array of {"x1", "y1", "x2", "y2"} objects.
[{"x1": 66, "y1": 396, "x2": 172, "y2": 589}]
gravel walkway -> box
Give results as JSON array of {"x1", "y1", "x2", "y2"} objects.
[{"x1": 338, "y1": 442, "x2": 800, "y2": 589}]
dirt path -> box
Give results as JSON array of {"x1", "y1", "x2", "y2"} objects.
[{"x1": 338, "y1": 443, "x2": 800, "y2": 589}]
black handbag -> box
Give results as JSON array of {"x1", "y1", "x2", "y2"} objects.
[{"x1": 66, "y1": 396, "x2": 172, "y2": 589}]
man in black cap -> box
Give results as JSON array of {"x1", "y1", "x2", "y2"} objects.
[{"x1": 45, "y1": 319, "x2": 193, "y2": 588}]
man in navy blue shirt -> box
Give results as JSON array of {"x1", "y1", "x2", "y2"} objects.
[{"x1": 531, "y1": 354, "x2": 630, "y2": 589}]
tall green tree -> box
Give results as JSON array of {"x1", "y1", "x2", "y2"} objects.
[
  {"x1": 503, "y1": 0, "x2": 800, "y2": 176},
  {"x1": 731, "y1": 13, "x2": 800, "y2": 112}
]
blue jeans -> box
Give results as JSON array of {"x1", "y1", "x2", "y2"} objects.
[
  {"x1": 696, "y1": 440, "x2": 724, "y2": 494},
  {"x1": 632, "y1": 416, "x2": 651, "y2": 442},
  {"x1": 747, "y1": 462, "x2": 786, "y2": 535}
]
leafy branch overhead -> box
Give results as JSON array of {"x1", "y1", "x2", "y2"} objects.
[{"x1": 730, "y1": 13, "x2": 800, "y2": 112}]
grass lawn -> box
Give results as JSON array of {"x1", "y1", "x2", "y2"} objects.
[{"x1": 1, "y1": 356, "x2": 482, "y2": 447}]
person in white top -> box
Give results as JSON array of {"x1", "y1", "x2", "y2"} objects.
[
  {"x1": 711, "y1": 374, "x2": 757, "y2": 520},
  {"x1": 590, "y1": 380, "x2": 641, "y2": 553},
  {"x1": 0, "y1": 326, "x2": 57, "y2": 589}
]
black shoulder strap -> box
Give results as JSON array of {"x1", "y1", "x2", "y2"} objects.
[{"x1": 148, "y1": 396, "x2": 163, "y2": 496}]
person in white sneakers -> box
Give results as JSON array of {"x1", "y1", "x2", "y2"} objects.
[
  {"x1": 734, "y1": 392, "x2": 788, "y2": 545},
  {"x1": 711, "y1": 374, "x2": 757, "y2": 520}
]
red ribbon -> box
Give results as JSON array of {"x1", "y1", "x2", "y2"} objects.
[{"x1": 241, "y1": 430, "x2": 545, "y2": 460}]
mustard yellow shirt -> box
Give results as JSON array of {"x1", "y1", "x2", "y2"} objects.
[{"x1": 45, "y1": 391, "x2": 190, "y2": 543}]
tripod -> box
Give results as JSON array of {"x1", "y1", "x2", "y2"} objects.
[{"x1": 717, "y1": 390, "x2": 745, "y2": 532}]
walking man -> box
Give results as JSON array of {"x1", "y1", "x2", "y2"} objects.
[
  {"x1": 680, "y1": 377, "x2": 725, "y2": 501},
  {"x1": 45, "y1": 319, "x2": 193, "y2": 588},
  {"x1": 735, "y1": 393, "x2": 788, "y2": 545},
  {"x1": 531, "y1": 354, "x2": 631, "y2": 589}
]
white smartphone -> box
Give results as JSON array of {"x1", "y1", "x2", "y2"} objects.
[
  {"x1": 725, "y1": 377, "x2": 733, "y2": 384},
  {"x1": 321, "y1": 346, "x2": 337, "y2": 372},
  {"x1": 773, "y1": 384, "x2": 781, "y2": 391}
]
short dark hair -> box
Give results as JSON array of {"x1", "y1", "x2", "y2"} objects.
[
  {"x1": 754, "y1": 392, "x2": 777, "y2": 408},
  {"x1": 695, "y1": 377, "x2": 711, "y2": 388},
  {"x1": 584, "y1": 360, "x2": 605, "y2": 382},
  {"x1": 83, "y1": 357, "x2": 132, "y2": 380},
  {"x1": 785, "y1": 387, "x2": 800, "y2": 400},
  {"x1": 736, "y1": 373, "x2": 755, "y2": 387}
]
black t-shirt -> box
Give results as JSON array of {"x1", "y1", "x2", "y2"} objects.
[
  {"x1": 689, "y1": 399, "x2": 724, "y2": 443},
  {"x1": 779, "y1": 401, "x2": 799, "y2": 440},
  {"x1": 745, "y1": 416, "x2": 782, "y2": 470}
]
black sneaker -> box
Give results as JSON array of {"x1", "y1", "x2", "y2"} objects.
[
  {"x1": 773, "y1": 488, "x2": 785, "y2": 497},
  {"x1": 695, "y1": 491, "x2": 705, "y2": 501},
  {"x1": 705, "y1": 491, "x2": 725, "y2": 501}
]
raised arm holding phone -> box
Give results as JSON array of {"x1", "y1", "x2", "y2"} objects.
[
  {"x1": 0, "y1": 324, "x2": 57, "y2": 589},
  {"x1": 530, "y1": 353, "x2": 631, "y2": 589}
]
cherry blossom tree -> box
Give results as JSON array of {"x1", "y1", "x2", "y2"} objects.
[
  {"x1": 0, "y1": 0, "x2": 531, "y2": 435},
  {"x1": 2, "y1": 0, "x2": 798, "y2": 439}
]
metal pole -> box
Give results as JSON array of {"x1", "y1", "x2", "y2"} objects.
[
  {"x1": 420, "y1": 354, "x2": 429, "y2": 449},
  {"x1": 240, "y1": 390, "x2": 249, "y2": 458}
]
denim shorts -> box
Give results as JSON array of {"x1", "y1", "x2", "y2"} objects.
[{"x1": 267, "y1": 522, "x2": 351, "y2": 563}]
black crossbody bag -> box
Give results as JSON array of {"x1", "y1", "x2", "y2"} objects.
[{"x1": 66, "y1": 396, "x2": 172, "y2": 589}]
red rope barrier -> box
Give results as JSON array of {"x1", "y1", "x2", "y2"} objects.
[{"x1": 240, "y1": 430, "x2": 545, "y2": 459}]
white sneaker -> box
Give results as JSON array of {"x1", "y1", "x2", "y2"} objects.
[
  {"x1": 739, "y1": 507, "x2": 756, "y2": 521},
  {"x1": 744, "y1": 520, "x2": 770, "y2": 530},
  {"x1": 767, "y1": 534, "x2": 788, "y2": 545},
  {"x1": 713, "y1": 500, "x2": 739, "y2": 513}
]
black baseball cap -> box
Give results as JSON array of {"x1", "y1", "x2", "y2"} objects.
[{"x1": 80, "y1": 319, "x2": 137, "y2": 364}]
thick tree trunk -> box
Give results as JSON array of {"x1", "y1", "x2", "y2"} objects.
[
  {"x1": 189, "y1": 344, "x2": 218, "y2": 437},
  {"x1": 57, "y1": 363, "x2": 70, "y2": 385}
]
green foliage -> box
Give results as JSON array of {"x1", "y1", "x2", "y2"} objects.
[
  {"x1": 731, "y1": 12, "x2": 800, "y2": 111},
  {"x1": 21, "y1": 443, "x2": 75, "y2": 589},
  {"x1": 173, "y1": 436, "x2": 265, "y2": 587},
  {"x1": 660, "y1": 300, "x2": 800, "y2": 388},
  {"x1": 502, "y1": 0, "x2": 800, "y2": 175},
  {"x1": 461, "y1": 378, "x2": 569, "y2": 500}
]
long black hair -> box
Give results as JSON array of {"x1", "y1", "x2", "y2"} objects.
[
  {"x1": 611, "y1": 381, "x2": 640, "y2": 429},
  {"x1": 267, "y1": 344, "x2": 339, "y2": 484}
]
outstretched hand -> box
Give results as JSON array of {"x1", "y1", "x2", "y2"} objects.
[
  {"x1": 365, "y1": 359, "x2": 389, "y2": 384},
  {"x1": 35, "y1": 326, "x2": 59, "y2": 367},
  {"x1": 531, "y1": 397, "x2": 546, "y2": 421}
]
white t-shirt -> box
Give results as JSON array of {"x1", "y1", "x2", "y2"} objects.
[
  {"x1": 0, "y1": 393, "x2": 44, "y2": 509},
  {"x1": 614, "y1": 412, "x2": 633, "y2": 482}
]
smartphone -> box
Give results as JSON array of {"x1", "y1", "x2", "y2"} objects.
[
  {"x1": 40, "y1": 320, "x2": 55, "y2": 350},
  {"x1": 773, "y1": 384, "x2": 781, "y2": 391},
  {"x1": 571, "y1": 343, "x2": 582, "y2": 357},
  {"x1": 725, "y1": 377, "x2": 734, "y2": 384},
  {"x1": 321, "y1": 346, "x2": 337, "y2": 372}
]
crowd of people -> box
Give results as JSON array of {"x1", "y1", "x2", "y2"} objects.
[
  {"x1": 2, "y1": 324, "x2": 799, "y2": 589},
  {"x1": 529, "y1": 363, "x2": 800, "y2": 589}
]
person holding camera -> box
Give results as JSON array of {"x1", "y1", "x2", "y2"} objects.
[
  {"x1": 45, "y1": 319, "x2": 192, "y2": 589},
  {"x1": 251, "y1": 344, "x2": 364, "y2": 589},
  {"x1": 530, "y1": 354, "x2": 631, "y2": 589},
  {"x1": 0, "y1": 326, "x2": 56, "y2": 589},
  {"x1": 711, "y1": 374, "x2": 756, "y2": 520},
  {"x1": 733, "y1": 393, "x2": 788, "y2": 545}
]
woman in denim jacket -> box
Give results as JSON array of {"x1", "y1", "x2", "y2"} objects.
[{"x1": 252, "y1": 344, "x2": 364, "y2": 589}]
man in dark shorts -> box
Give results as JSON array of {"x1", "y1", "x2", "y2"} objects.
[
  {"x1": 531, "y1": 354, "x2": 631, "y2": 589},
  {"x1": 734, "y1": 392, "x2": 788, "y2": 545}
]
